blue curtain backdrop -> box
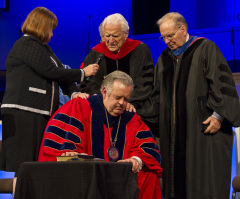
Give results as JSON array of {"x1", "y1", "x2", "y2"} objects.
[
  {"x1": 0, "y1": 0, "x2": 239, "y2": 198},
  {"x1": 0, "y1": 0, "x2": 239, "y2": 71}
]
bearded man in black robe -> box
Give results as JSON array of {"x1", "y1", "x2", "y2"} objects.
[
  {"x1": 79, "y1": 13, "x2": 156, "y2": 133},
  {"x1": 154, "y1": 12, "x2": 240, "y2": 199}
]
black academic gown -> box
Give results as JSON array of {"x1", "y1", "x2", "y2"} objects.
[
  {"x1": 154, "y1": 38, "x2": 240, "y2": 199},
  {"x1": 79, "y1": 39, "x2": 156, "y2": 126}
]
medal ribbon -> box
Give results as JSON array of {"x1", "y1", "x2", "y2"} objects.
[{"x1": 104, "y1": 108, "x2": 121, "y2": 147}]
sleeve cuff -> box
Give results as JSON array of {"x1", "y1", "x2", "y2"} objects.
[
  {"x1": 131, "y1": 156, "x2": 144, "y2": 169},
  {"x1": 71, "y1": 92, "x2": 81, "y2": 99},
  {"x1": 80, "y1": 69, "x2": 85, "y2": 82},
  {"x1": 212, "y1": 111, "x2": 224, "y2": 122}
]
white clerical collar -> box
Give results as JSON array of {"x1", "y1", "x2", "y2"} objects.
[{"x1": 186, "y1": 34, "x2": 189, "y2": 42}]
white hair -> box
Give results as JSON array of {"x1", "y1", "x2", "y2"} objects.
[
  {"x1": 102, "y1": 13, "x2": 129, "y2": 33},
  {"x1": 98, "y1": 22, "x2": 104, "y2": 36}
]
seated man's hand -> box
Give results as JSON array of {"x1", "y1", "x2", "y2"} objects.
[
  {"x1": 125, "y1": 103, "x2": 136, "y2": 113},
  {"x1": 72, "y1": 93, "x2": 89, "y2": 99},
  {"x1": 61, "y1": 152, "x2": 88, "y2": 156},
  {"x1": 118, "y1": 158, "x2": 141, "y2": 173}
]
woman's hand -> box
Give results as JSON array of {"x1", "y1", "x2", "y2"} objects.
[
  {"x1": 125, "y1": 103, "x2": 136, "y2": 113},
  {"x1": 72, "y1": 93, "x2": 89, "y2": 99},
  {"x1": 83, "y1": 64, "x2": 99, "y2": 77}
]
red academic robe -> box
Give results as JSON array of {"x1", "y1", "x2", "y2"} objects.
[{"x1": 38, "y1": 95, "x2": 162, "y2": 199}]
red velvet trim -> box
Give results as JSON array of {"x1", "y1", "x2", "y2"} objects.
[
  {"x1": 80, "y1": 62, "x2": 84, "y2": 69},
  {"x1": 93, "y1": 38, "x2": 141, "y2": 60}
]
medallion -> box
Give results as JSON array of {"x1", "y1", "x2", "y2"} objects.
[{"x1": 108, "y1": 146, "x2": 119, "y2": 162}]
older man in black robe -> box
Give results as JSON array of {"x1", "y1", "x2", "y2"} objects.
[
  {"x1": 154, "y1": 12, "x2": 240, "y2": 199},
  {"x1": 79, "y1": 13, "x2": 156, "y2": 132}
]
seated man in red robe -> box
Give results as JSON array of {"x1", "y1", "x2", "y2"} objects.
[{"x1": 38, "y1": 71, "x2": 162, "y2": 199}]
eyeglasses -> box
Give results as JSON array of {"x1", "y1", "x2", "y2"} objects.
[{"x1": 159, "y1": 26, "x2": 182, "y2": 41}]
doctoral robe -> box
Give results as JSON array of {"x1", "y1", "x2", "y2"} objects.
[
  {"x1": 38, "y1": 95, "x2": 163, "y2": 199},
  {"x1": 79, "y1": 39, "x2": 156, "y2": 124},
  {"x1": 154, "y1": 38, "x2": 240, "y2": 199}
]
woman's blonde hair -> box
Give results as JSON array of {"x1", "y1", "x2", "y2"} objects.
[{"x1": 22, "y1": 7, "x2": 58, "y2": 43}]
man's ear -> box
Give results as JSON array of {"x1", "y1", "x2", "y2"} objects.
[
  {"x1": 182, "y1": 25, "x2": 187, "y2": 36},
  {"x1": 102, "y1": 87, "x2": 107, "y2": 99},
  {"x1": 124, "y1": 30, "x2": 129, "y2": 40}
]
